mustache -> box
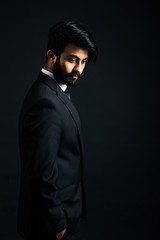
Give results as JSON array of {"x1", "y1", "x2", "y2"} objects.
[{"x1": 67, "y1": 72, "x2": 81, "y2": 78}]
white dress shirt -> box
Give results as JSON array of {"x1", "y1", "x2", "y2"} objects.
[{"x1": 41, "y1": 68, "x2": 67, "y2": 92}]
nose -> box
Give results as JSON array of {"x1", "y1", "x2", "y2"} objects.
[{"x1": 73, "y1": 62, "x2": 82, "y2": 74}]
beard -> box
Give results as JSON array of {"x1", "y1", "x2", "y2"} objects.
[{"x1": 52, "y1": 59, "x2": 81, "y2": 86}]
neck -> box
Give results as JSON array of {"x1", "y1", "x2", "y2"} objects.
[{"x1": 44, "y1": 63, "x2": 53, "y2": 73}]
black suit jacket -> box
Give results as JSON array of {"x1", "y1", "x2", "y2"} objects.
[{"x1": 17, "y1": 72, "x2": 87, "y2": 239}]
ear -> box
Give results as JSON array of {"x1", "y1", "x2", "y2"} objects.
[{"x1": 46, "y1": 50, "x2": 57, "y2": 63}]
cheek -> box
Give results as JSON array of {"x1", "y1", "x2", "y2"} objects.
[
  {"x1": 82, "y1": 65, "x2": 85, "y2": 72},
  {"x1": 62, "y1": 62, "x2": 73, "y2": 74}
]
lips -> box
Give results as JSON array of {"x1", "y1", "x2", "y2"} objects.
[
  {"x1": 67, "y1": 72, "x2": 81, "y2": 82},
  {"x1": 72, "y1": 75, "x2": 78, "y2": 79},
  {"x1": 68, "y1": 75, "x2": 78, "y2": 80}
]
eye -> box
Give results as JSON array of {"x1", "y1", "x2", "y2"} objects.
[
  {"x1": 68, "y1": 58, "x2": 76, "y2": 63},
  {"x1": 82, "y1": 60, "x2": 87, "y2": 64}
]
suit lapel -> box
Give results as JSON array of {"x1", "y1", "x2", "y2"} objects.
[
  {"x1": 38, "y1": 71, "x2": 84, "y2": 156},
  {"x1": 56, "y1": 87, "x2": 84, "y2": 155},
  {"x1": 57, "y1": 87, "x2": 81, "y2": 130}
]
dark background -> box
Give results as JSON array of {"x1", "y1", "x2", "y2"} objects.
[{"x1": 0, "y1": 0, "x2": 159, "y2": 239}]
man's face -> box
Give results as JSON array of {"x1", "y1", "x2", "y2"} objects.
[{"x1": 53, "y1": 43, "x2": 88, "y2": 86}]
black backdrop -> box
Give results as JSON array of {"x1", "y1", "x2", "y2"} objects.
[{"x1": 0, "y1": 1, "x2": 159, "y2": 240}]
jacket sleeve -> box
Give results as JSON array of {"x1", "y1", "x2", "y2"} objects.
[{"x1": 23, "y1": 98, "x2": 67, "y2": 234}]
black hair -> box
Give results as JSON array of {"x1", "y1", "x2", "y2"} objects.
[{"x1": 46, "y1": 21, "x2": 98, "y2": 62}]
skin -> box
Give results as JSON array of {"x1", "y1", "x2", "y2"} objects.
[
  {"x1": 44, "y1": 43, "x2": 88, "y2": 86},
  {"x1": 44, "y1": 43, "x2": 88, "y2": 240}
]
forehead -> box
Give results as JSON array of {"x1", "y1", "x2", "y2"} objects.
[{"x1": 62, "y1": 43, "x2": 88, "y2": 59}]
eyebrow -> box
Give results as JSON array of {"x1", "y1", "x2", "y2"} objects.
[{"x1": 68, "y1": 54, "x2": 88, "y2": 61}]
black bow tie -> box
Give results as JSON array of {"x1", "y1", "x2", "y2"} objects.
[{"x1": 65, "y1": 88, "x2": 71, "y2": 100}]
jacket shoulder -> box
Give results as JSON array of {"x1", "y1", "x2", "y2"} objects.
[{"x1": 21, "y1": 77, "x2": 58, "y2": 112}]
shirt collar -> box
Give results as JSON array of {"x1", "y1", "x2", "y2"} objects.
[{"x1": 41, "y1": 68, "x2": 67, "y2": 92}]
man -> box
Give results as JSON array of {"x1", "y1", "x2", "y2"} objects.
[{"x1": 17, "y1": 21, "x2": 98, "y2": 240}]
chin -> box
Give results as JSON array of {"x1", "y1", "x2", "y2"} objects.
[
  {"x1": 67, "y1": 80, "x2": 77, "y2": 86},
  {"x1": 66, "y1": 77, "x2": 78, "y2": 86}
]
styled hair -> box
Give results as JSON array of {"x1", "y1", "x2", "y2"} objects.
[{"x1": 46, "y1": 21, "x2": 98, "y2": 62}]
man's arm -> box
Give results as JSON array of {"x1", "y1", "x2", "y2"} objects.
[{"x1": 23, "y1": 98, "x2": 67, "y2": 234}]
